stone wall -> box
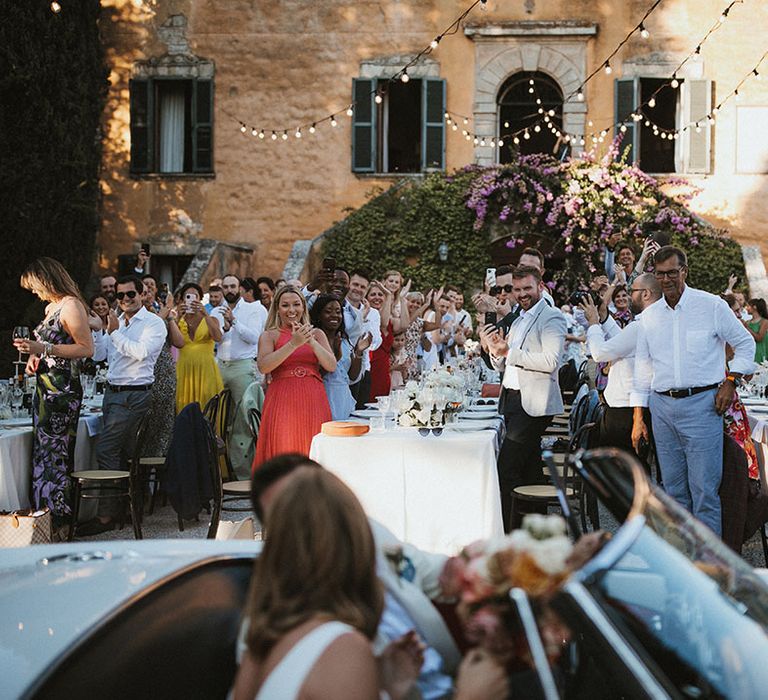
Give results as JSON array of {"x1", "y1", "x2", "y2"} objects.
[{"x1": 98, "y1": 0, "x2": 768, "y2": 283}]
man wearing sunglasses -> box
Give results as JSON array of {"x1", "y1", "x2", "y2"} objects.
[
  {"x1": 84, "y1": 275, "x2": 167, "y2": 535},
  {"x1": 630, "y1": 246, "x2": 755, "y2": 537}
]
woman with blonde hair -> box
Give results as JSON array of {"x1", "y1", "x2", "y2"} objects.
[
  {"x1": 13, "y1": 257, "x2": 94, "y2": 535},
  {"x1": 252, "y1": 287, "x2": 336, "y2": 468},
  {"x1": 232, "y1": 467, "x2": 386, "y2": 699}
]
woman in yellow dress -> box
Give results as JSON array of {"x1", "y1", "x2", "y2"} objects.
[{"x1": 172, "y1": 282, "x2": 224, "y2": 413}]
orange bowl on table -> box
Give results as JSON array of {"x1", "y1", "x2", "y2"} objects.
[{"x1": 321, "y1": 421, "x2": 370, "y2": 437}]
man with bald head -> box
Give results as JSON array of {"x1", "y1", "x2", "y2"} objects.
[{"x1": 581, "y1": 273, "x2": 662, "y2": 463}]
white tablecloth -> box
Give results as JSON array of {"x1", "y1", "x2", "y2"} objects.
[
  {"x1": 310, "y1": 428, "x2": 503, "y2": 555},
  {"x1": 0, "y1": 414, "x2": 102, "y2": 511}
]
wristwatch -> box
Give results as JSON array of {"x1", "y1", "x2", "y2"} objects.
[{"x1": 725, "y1": 374, "x2": 743, "y2": 388}]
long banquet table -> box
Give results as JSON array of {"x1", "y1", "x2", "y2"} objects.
[
  {"x1": 0, "y1": 411, "x2": 102, "y2": 511},
  {"x1": 310, "y1": 427, "x2": 504, "y2": 555}
]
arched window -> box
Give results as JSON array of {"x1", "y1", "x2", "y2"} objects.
[{"x1": 498, "y1": 72, "x2": 564, "y2": 163}]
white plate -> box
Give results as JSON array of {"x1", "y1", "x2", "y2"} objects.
[
  {"x1": 350, "y1": 409, "x2": 380, "y2": 418},
  {"x1": 458, "y1": 412, "x2": 496, "y2": 420},
  {"x1": 465, "y1": 405, "x2": 498, "y2": 413}
]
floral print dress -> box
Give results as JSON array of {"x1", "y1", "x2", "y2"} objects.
[{"x1": 32, "y1": 308, "x2": 83, "y2": 527}]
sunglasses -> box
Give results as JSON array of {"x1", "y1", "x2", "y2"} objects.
[
  {"x1": 116, "y1": 291, "x2": 138, "y2": 300},
  {"x1": 418, "y1": 427, "x2": 444, "y2": 437},
  {"x1": 475, "y1": 399, "x2": 496, "y2": 406},
  {"x1": 490, "y1": 285, "x2": 513, "y2": 295}
]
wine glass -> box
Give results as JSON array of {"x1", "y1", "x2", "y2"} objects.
[
  {"x1": 12, "y1": 326, "x2": 30, "y2": 364},
  {"x1": 10, "y1": 381, "x2": 24, "y2": 419}
]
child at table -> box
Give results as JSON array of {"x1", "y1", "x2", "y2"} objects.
[{"x1": 390, "y1": 332, "x2": 409, "y2": 390}]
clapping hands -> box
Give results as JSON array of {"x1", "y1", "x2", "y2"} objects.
[{"x1": 289, "y1": 322, "x2": 314, "y2": 348}]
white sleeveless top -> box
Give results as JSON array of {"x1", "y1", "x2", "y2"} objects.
[{"x1": 250, "y1": 621, "x2": 354, "y2": 700}]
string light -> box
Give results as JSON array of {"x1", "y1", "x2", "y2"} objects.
[
  {"x1": 50, "y1": 1, "x2": 61, "y2": 11},
  {"x1": 577, "y1": 90, "x2": 585, "y2": 102},
  {"x1": 430, "y1": 38, "x2": 440, "y2": 50},
  {"x1": 754, "y1": 69, "x2": 762, "y2": 81},
  {"x1": 330, "y1": 115, "x2": 338, "y2": 127},
  {"x1": 271, "y1": 131, "x2": 277, "y2": 140},
  {"x1": 251, "y1": 127, "x2": 258, "y2": 136},
  {"x1": 295, "y1": 129, "x2": 302, "y2": 138},
  {"x1": 692, "y1": 46, "x2": 702, "y2": 62},
  {"x1": 640, "y1": 23, "x2": 650, "y2": 39},
  {"x1": 498, "y1": 139, "x2": 504, "y2": 148},
  {"x1": 648, "y1": 97, "x2": 656, "y2": 109},
  {"x1": 604, "y1": 61, "x2": 613, "y2": 75},
  {"x1": 401, "y1": 71, "x2": 410, "y2": 83},
  {"x1": 670, "y1": 75, "x2": 679, "y2": 89},
  {"x1": 309, "y1": 124, "x2": 316, "y2": 134},
  {"x1": 346, "y1": 106, "x2": 354, "y2": 117},
  {"x1": 239, "y1": 124, "x2": 247, "y2": 134},
  {"x1": 374, "y1": 93, "x2": 383, "y2": 104},
  {"x1": 523, "y1": 130, "x2": 530, "y2": 140},
  {"x1": 463, "y1": 118, "x2": 469, "y2": 125},
  {"x1": 719, "y1": 7, "x2": 730, "y2": 23},
  {"x1": 534, "y1": 124, "x2": 541, "y2": 133},
  {"x1": 258, "y1": 130, "x2": 265, "y2": 139},
  {"x1": 281, "y1": 131, "x2": 288, "y2": 140},
  {"x1": 513, "y1": 136, "x2": 520, "y2": 145}
]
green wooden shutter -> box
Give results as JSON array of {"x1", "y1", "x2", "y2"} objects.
[
  {"x1": 351, "y1": 78, "x2": 376, "y2": 173},
  {"x1": 615, "y1": 78, "x2": 639, "y2": 164},
  {"x1": 422, "y1": 78, "x2": 446, "y2": 171},
  {"x1": 193, "y1": 79, "x2": 214, "y2": 173},
  {"x1": 129, "y1": 78, "x2": 153, "y2": 174}
]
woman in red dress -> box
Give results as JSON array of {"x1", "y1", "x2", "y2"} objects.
[
  {"x1": 367, "y1": 281, "x2": 397, "y2": 402},
  {"x1": 252, "y1": 287, "x2": 336, "y2": 470}
]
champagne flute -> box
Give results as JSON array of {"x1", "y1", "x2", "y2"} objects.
[{"x1": 12, "y1": 326, "x2": 30, "y2": 365}]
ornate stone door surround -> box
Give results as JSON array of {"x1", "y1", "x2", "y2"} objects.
[{"x1": 464, "y1": 21, "x2": 597, "y2": 165}]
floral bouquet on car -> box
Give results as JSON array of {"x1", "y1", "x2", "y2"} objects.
[
  {"x1": 396, "y1": 372, "x2": 464, "y2": 428},
  {"x1": 439, "y1": 515, "x2": 609, "y2": 669}
]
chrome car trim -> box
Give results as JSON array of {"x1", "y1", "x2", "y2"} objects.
[
  {"x1": 509, "y1": 588, "x2": 559, "y2": 700},
  {"x1": 22, "y1": 550, "x2": 259, "y2": 699},
  {"x1": 562, "y1": 581, "x2": 671, "y2": 699}
]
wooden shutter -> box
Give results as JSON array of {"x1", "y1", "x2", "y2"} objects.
[
  {"x1": 193, "y1": 79, "x2": 214, "y2": 173},
  {"x1": 129, "y1": 78, "x2": 153, "y2": 174},
  {"x1": 422, "y1": 78, "x2": 446, "y2": 171},
  {"x1": 351, "y1": 78, "x2": 376, "y2": 173},
  {"x1": 680, "y1": 79, "x2": 712, "y2": 174},
  {"x1": 615, "y1": 78, "x2": 639, "y2": 164}
]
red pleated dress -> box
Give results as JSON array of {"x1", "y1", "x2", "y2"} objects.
[{"x1": 252, "y1": 328, "x2": 332, "y2": 471}]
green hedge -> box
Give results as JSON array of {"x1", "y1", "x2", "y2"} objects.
[{"x1": 0, "y1": 1, "x2": 107, "y2": 373}]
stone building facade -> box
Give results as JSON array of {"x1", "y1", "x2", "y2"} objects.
[{"x1": 98, "y1": 0, "x2": 768, "y2": 289}]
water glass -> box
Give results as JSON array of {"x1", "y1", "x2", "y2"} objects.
[{"x1": 369, "y1": 415, "x2": 385, "y2": 432}]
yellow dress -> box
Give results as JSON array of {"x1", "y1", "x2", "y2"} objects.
[{"x1": 176, "y1": 316, "x2": 224, "y2": 414}]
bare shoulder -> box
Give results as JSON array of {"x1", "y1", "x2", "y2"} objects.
[
  {"x1": 59, "y1": 296, "x2": 87, "y2": 322},
  {"x1": 301, "y1": 630, "x2": 378, "y2": 700}
]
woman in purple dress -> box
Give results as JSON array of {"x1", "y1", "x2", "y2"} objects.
[{"x1": 14, "y1": 258, "x2": 94, "y2": 536}]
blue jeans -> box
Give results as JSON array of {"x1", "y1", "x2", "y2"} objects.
[{"x1": 649, "y1": 388, "x2": 723, "y2": 535}]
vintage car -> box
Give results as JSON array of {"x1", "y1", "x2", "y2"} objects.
[{"x1": 2, "y1": 448, "x2": 768, "y2": 699}]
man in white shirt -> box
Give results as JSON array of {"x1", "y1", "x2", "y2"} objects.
[
  {"x1": 481, "y1": 265, "x2": 567, "y2": 531},
  {"x1": 582, "y1": 274, "x2": 661, "y2": 463},
  {"x1": 83, "y1": 275, "x2": 167, "y2": 535},
  {"x1": 630, "y1": 247, "x2": 755, "y2": 536},
  {"x1": 212, "y1": 274, "x2": 267, "y2": 412},
  {"x1": 345, "y1": 270, "x2": 382, "y2": 408}
]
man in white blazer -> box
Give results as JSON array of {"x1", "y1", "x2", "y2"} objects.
[
  {"x1": 250, "y1": 454, "x2": 460, "y2": 697},
  {"x1": 482, "y1": 265, "x2": 567, "y2": 531}
]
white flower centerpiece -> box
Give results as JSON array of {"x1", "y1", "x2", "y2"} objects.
[{"x1": 397, "y1": 369, "x2": 465, "y2": 428}]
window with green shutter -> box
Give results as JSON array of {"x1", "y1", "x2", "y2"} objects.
[
  {"x1": 351, "y1": 77, "x2": 446, "y2": 174},
  {"x1": 129, "y1": 77, "x2": 214, "y2": 176}
]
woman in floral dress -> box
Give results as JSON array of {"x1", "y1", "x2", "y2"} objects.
[{"x1": 14, "y1": 258, "x2": 94, "y2": 535}]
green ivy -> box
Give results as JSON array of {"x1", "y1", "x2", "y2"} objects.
[
  {"x1": 0, "y1": 1, "x2": 107, "y2": 372},
  {"x1": 323, "y1": 171, "x2": 492, "y2": 297}
]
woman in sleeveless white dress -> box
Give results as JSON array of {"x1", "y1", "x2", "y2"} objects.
[{"x1": 229, "y1": 468, "x2": 385, "y2": 700}]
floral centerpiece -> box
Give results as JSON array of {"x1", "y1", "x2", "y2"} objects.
[
  {"x1": 397, "y1": 369, "x2": 464, "y2": 427},
  {"x1": 440, "y1": 515, "x2": 608, "y2": 666}
]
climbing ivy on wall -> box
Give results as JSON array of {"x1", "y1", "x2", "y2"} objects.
[{"x1": 0, "y1": 1, "x2": 107, "y2": 372}]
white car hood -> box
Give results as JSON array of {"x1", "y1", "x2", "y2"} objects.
[{"x1": 0, "y1": 539, "x2": 261, "y2": 699}]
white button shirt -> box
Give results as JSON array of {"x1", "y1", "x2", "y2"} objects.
[
  {"x1": 211, "y1": 298, "x2": 266, "y2": 361},
  {"x1": 631, "y1": 286, "x2": 755, "y2": 407},
  {"x1": 586, "y1": 316, "x2": 638, "y2": 408},
  {"x1": 501, "y1": 299, "x2": 546, "y2": 390},
  {"x1": 347, "y1": 303, "x2": 382, "y2": 373},
  {"x1": 93, "y1": 306, "x2": 167, "y2": 386}
]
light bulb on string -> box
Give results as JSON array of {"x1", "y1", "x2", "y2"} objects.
[
  {"x1": 523, "y1": 130, "x2": 531, "y2": 140},
  {"x1": 50, "y1": 1, "x2": 61, "y2": 12},
  {"x1": 281, "y1": 131, "x2": 288, "y2": 141},
  {"x1": 673, "y1": 132, "x2": 679, "y2": 140},
  {"x1": 463, "y1": 118, "x2": 469, "y2": 125},
  {"x1": 513, "y1": 136, "x2": 520, "y2": 145},
  {"x1": 271, "y1": 131, "x2": 277, "y2": 141},
  {"x1": 670, "y1": 76, "x2": 679, "y2": 89},
  {"x1": 648, "y1": 97, "x2": 656, "y2": 109},
  {"x1": 692, "y1": 46, "x2": 701, "y2": 62},
  {"x1": 640, "y1": 23, "x2": 650, "y2": 39},
  {"x1": 529, "y1": 79, "x2": 535, "y2": 86},
  {"x1": 588, "y1": 120, "x2": 593, "y2": 127},
  {"x1": 401, "y1": 71, "x2": 410, "y2": 83},
  {"x1": 695, "y1": 122, "x2": 701, "y2": 133},
  {"x1": 644, "y1": 120, "x2": 651, "y2": 127},
  {"x1": 504, "y1": 121, "x2": 509, "y2": 128},
  {"x1": 708, "y1": 115, "x2": 715, "y2": 125},
  {"x1": 489, "y1": 139, "x2": 495, "y2": 148},
  {"x1": 430, "y1": 37, "x2": 440, "y2": 50},
  {"x1": 330, "y1": 115, "x2": 338, "y2": 127},
  {"x1": 719, "y1": 8, "x2": 729, "y2": 23},
  {"x1": 564, "y1": 135, "x2": 571, "y2": 143},
  {"x1": 536, "y1": 98, "x2": 542, "y2": 105},
  {"x1": 309, "y1": 123, "x2": 316, "y2": 134},
  {"x1": 480, "y1": 138, "x2": 486, "y2": 146},
  {"x1": 712, "y1": 106, "x2": 720, "y2": 115},
  {"x1": 258, "y1": 130, "x2": 265, "y2": 139},
  {"x1": 473, "y1": 137, "x2": 479, "y2": 145},
  {"x1": 444, "y1": 111, "x2": 450, "y2": 119},
  {"x1": 604, "y1": 61, "x2": 612, "y2": 75},
  {"x1": 576, "y1": 90, "x2": 585, "y2": 102},
  {"x1": 239, "y1": 124, "x2": 247, "y2": 134},
  {"x1": 538, "y1": 108, "x2": 544, "y2": 115},
  {"x1": 375, "y1": 93, "x2": 383, "y2": 104},
  {"x1": 295, "y1": 129, "x2": 302, "y2": 138},
  {"x1": 620, "y1": 124, "x2": 628, "y2": 133},
  {"x1": 579, "y1": 138, "x2": 586, "y2": 146},
  {"x1": 754, "y1": 70, "x2": 762, "y2": 81},
  {"x1": 452, "y1": 124, "x2": 458, "y2": 131},
  {"x1": 462, "y1": 130, "x2": 468, "y2": 136},
  {"x1": 465, "y1": 134, "x2": 472, "y2": 141},
  {"x1": 498, "y1": 139, "x2": 504, "y2": 147},
  {"x1": 534, "y1": 124, "x2": 541, "y2": 133},
  {"x1": 346, "y1": 106, "x2": 354, "y2": 117},
  {"x1": 548, "y1": 110, "x2": 555, "y2": 117},
  {"x1": 529, "y1": 87, "x2": 535, "y2": 94},
  {"x1": 734, "y1": 89, "x2": 741, "y2": 102},
  {"x1": 251, "y1": 128, "x2": 258, "y2": 136},
  {"x1": 479, "y1": 0, "x2": 488, "y2": 11}
]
